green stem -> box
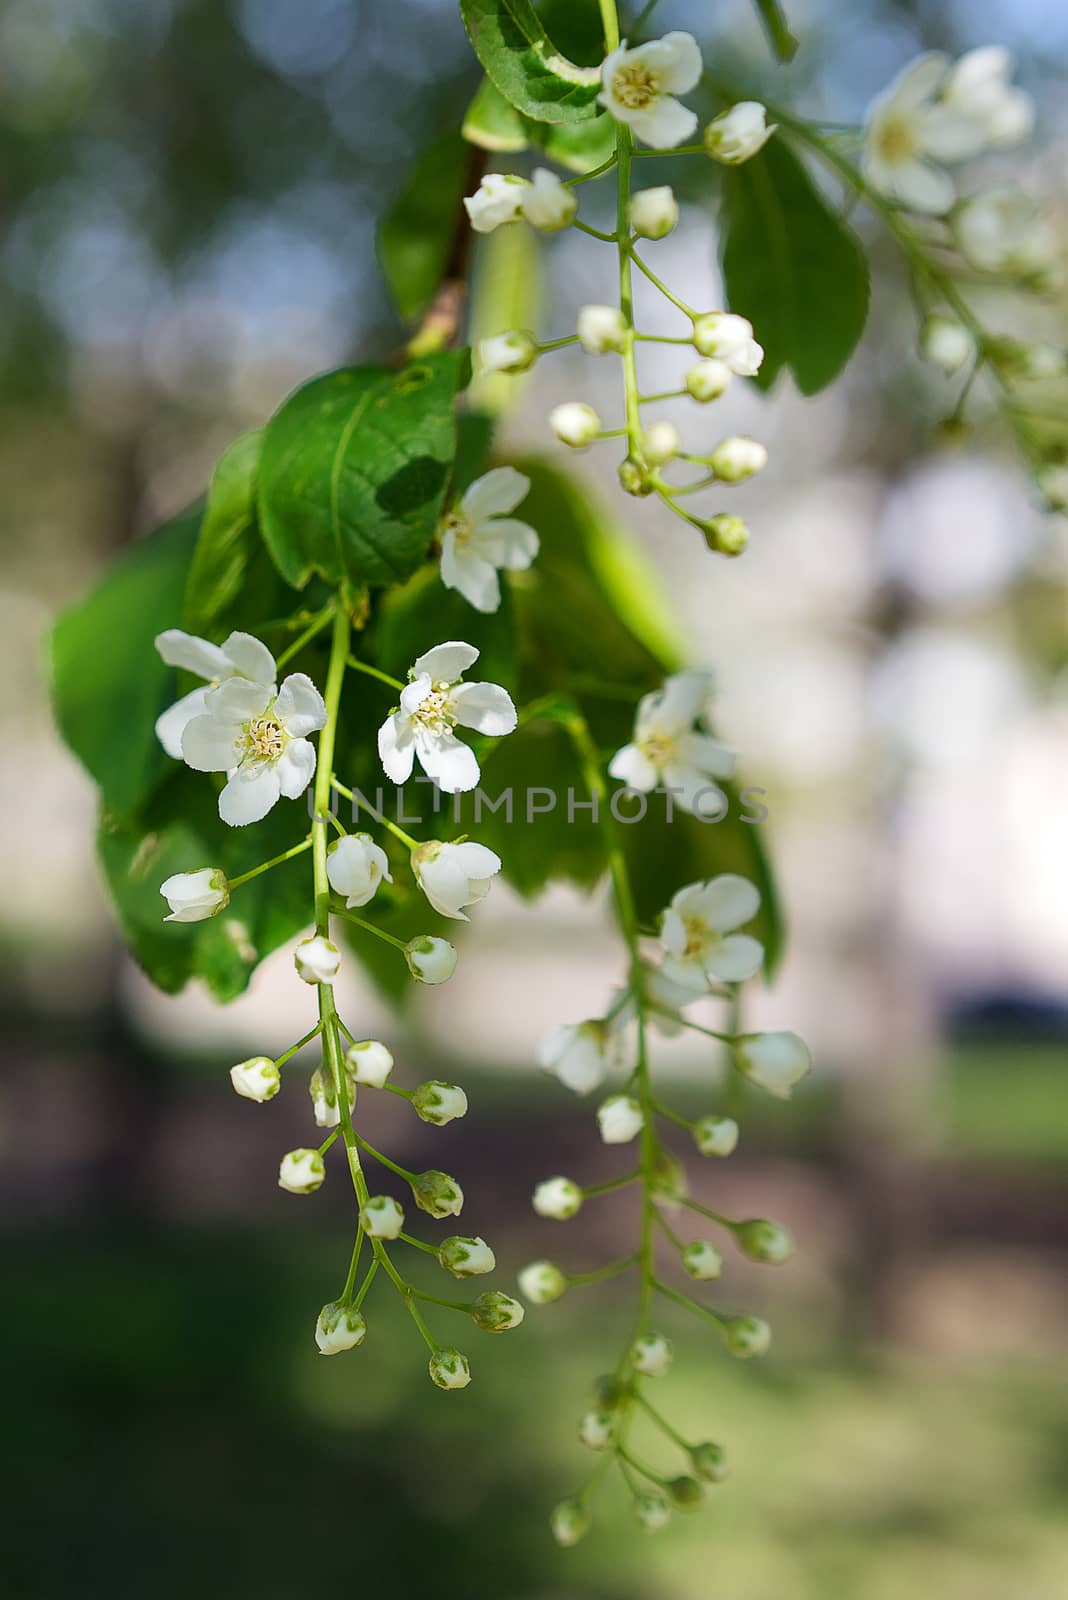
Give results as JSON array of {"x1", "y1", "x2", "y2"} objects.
[
  {"x1": 575, "y1": 219, "x2": 618, "y2": 243},
  {"x1": 628, "y1": 244, "x2": 696, "y2": 317},
  {"x1": 582, "y1": 1168, "x2": 641, "y2": 1197},
  {"x1": 632, "y1": 1387, "x2": 691, "y2": 1450},
  {"x1": 340, "y1": 1228, "x2": 364, "y2": 1302},
  {"x1": 566, "y1": 1254, "x2": 639, "y2": 1288},
  {"x1": 275, "y1": 603, "x2": 335, "y2": 670},
  {"x1": 333, "y1": 905, "x2": 409, "y2": 951},
  {"x1": 654, "y1": 1277, "x2": 726, "y2": 1327},
  {"x1": 352, "y1": 1131, "x2": 416, "y2": 1183},
  {"x1": 330, "y1": 777, "x2": 419, "y2": 851},
  {"x1": 352, "y1": 1259, "x2": 379, "y2": 1311},
  {"x1": 347, "y1": 655, "x2": 403, "y2": 692},
  {"x1": 274, "y1": 1021, "x2": 323, "y2": 1067},
  {"x1": 229, "y1": 835, "x2": 312, "y2": 890}
]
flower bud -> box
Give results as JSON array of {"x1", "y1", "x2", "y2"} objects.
[
  {"x1": 518, "y1": 1259, "x2": 567, "y2": 1305},
  {"x1": 160, "y1": 866, "x2": 229, "y2": 923},
  {"x1": 634, "y1": 1491, "x2": 671, "y2": 1532},
  {"x1": 360, "y1": 1194, "x2": 405, "y2": 1240},
  {"x1": 428, "y1": 1347, "x2": 471, "y2": 1390},
  {"x1": 308, "y1": 1066, "x2": 356, "y2": 1128},
  {"x1": 690, "y1": 1441, "x2": 729, "y2": 1483},
  {"x1": 477, "y1": 329, "x2": 538, "y2": 375},
  {"x1": 693, "y1": 1114, "x2": 739, "y2": 1157},
  {"x1": 735, "y1": 1218, "x2": 794, "y2": 1265},
  {"x1": 682, "y1": 1240, "x2": 723, "y2": 1280},
  {"x1": 692, "y1": 311, "x2": 755, "y2": 360},
  {"x1": 597, "y1": 1094, "x2": 644, "y2": 1145},
  {"x1": 294, "y1": 934, "x2": 341, "y2": 986},
  {"x1": 404, "y1": 935, "x2": 458, "y2": 985},
  {"x1": 732, "y1": 1030, "x2": 811, "y2": 1099},
  {"x1": 412, "y1": 1079, "x2": 468, "y2": 1126},
  {"x1": 229, "y1": 1055, "x2": 280, "y2": 1103},
  {"x1": 471, "y1": 1290, "x2": 525, "y2": 1332},
  {"x1": 438, "y1": 1235, "x2": 496, "y2": 1277},
  {"x1": 619, "y1": 456, "x2": 655, "y2": 496},
  {"x1": 705, "y1": 513, "x2": 750, "y2": 557},
  {"x1": 643, "y1": 420, "x2": 680, "y2": 466},
  {"x1": 315, "y1": 1301, "x2": 367, "y2": 1355},
  {"x1": 577, "y1": 304, "x2": 627, "y2": 355},
  {"x1": 522, "y1": 167, "x2": 577, "y2": 231},
  {"x1": 410, "y1": 1168, "x2": 464, "y2": 1218},
  {"x1": 344, "y1": 1038, "x2": 394, "y2": 1088},
  {"x1": 685, "y1": 358, "x2": 732, "y2": 402},
  {"x1": 578, "y1": 1409, "x2": 615, "y2": 1450},
  {"x1": 550, "y1": 401, "x2": 602, "y2": 449},
  {"x1": 629, "y1": 185, "x2": 679, "y2": 240},
  {"x1": 710, "y1": 436, "x2": 767, "y2": 483},
  {"x1": 920, "y1": 315, "x2": 977, "y2": 376},
  {"x1": 532, "y1": 1176, "x2": 584, "y2": 1220},
  {"x1": 667, "y1": 1475, "x2": 705, "y2": 1510},
  {"x1": 464, "y1": 171, "x2": 528, "y2": 233},
  {"x1": 326, "y1": 832, "x2": 391, "y2": 908},
  {"x1": 631, "y1": 1332, "x2": 672, "y2": 1376},
  {"x1": 703, "y1": 101, "x2": 776, "y2": 165},
  {"x1": 278, "y1": 1148, "x2": 325, "y2": 1194},
  {"x1": 651, "y1": 1150, "x2": 688, "y2": 1206},
  {"x1": 550, "y1": 1499, "x2": 590, "y2": 1547},
  {"x1": 722, "y1": 1314, "x2": 772, "y2": 1359}
]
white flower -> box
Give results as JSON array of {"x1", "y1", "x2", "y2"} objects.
[
  {"x1": 154, "y1": 628, "x2": 277, "y2": 761},
  {"x1": 550, "y1": 401, "x2": 602, "y2": 447},
  {"x1": 578, "y1": 1410, "x2": 615, "y2": 1450},
  {"x1": 599, "y1": 32, "x2": 702, "y2": 149},
  {"x1": 315, "y1": 1302, "x2": 367, "y2": 1355},
  {"x1": 634, "y1": 1492, "x2": 671, "y2": 1532},
  {"x1": 278, "y1": 1148, "x2": 325, "y2": 1194},
  {"x1": 682, "y1": 1240, "x2": 723, "y2": 1280},
  {"x1": 180, "y1": 671, "x2": 326, "y2": 827},
  {"x1": 308, "y1": 1067, "x2": 355, "y2": 1128},
  {"x1": 685, "y1": 358, "x2": 732, "y2": 402},
  {"x1": 412, "y1": 839, "x2": 502, "y2": 919},
  {"x1": 692, "y1": 312, "x2": 764, "y2": 375},
  {"x1": 863, "y1": 53, "x2": 978, "y2": 215},
  {"x1": 629, "y1": 185, "x2": 678, "y2": 239},
  {"x1": 404, "y1": 935, "x2": 458, "y2": 984},
  {"x1": 597, "y1": 1094, "x2": 643, "y2": 1144},
  {"x1": 326, "y1": 833, "x2": 391, "y2": 909},
  {"x1": 471, "y1": 1290, "x2": 525, "y2": 1331},
  {"x1": 532, "y1": 1176, "x2": 583, "y2": 1220},
  {"x1": 733, "y1": 1030, "x2": 811, "y2": 1099},
  {"x1": 703, "y1": 101, "x2": 776, "y2": 164},
  {"x1": 439, "y1": 466, "x2": 539, "y2": 614},
  {"x1": 736, "y1": 1218, "x2": 794, "y2": 1265},
  {"x1": 428, "y1": 1348, "x2": 471, "y2": 1390},
  {"x1": 378, "y1": 641, "x2": 516, "y2": 793},
  {"x1": 631, "y1": 1332, "x2": 673, "y2": 1376},
  {"x1": 710, "y1": 435, "x2": 767, "y2": 483},
  {"x1": 693, "y1": 1114, "x2": 739, "y2": 1157},
  {"x1": 518, "y1": 1260, "x2": 567, "y2": 1304},
  {"x1": 522, "y1": 166, "x2": 577, "y2": 230},
  {"x1": 464, "y1": 171, "x2": 528, "y2": 233},
  {"x1": 643, "y1": 420, "x2": 680, "y2": 465},
  {"x1": 229, "y1": 1056, "x2": 280, "y2": 1102},
  {"x1": 953, "y1": 188, "x2": 1058, "y2": 276},
  {"x1": 658, "y1": 874, "x2": 764, "y2": 990},
  {"x1": 438, "y1": 1235, "x2": 495, "y2": 1277},
  {"x1": 160, "y1": 867, "x2": 229, "y2": 923},
  {"x1": 550, "y1": 1499, "x2": 590, "y2": 1547},
  {"x1": 360, "y1": 1194, "x2": 405, "y2": 1239},
  {"x1": 476, "y1": 329, "x2": 538, "y2": 375},
  {"x1": 537, "y1": 1020, "x2": 607, "y2": 1095},
  {"x1": 577, "y1": 304, "x2": 627, "y2": 355},
  {"x1": 412, "y1": 1079, "x2": 468, "y2": 1126},
  {"x1": 941, "y1": 46, "x2": 1034, "y2": 148},
  {"x1": 608, "y1": 670, "x2": 735, "y2": 819},
  {"x1": 294, "y1": 934, "x2": 340, "y2": 986},
  {"x1": 722, "y1": 1315, "x2": 771, "y2": 1358},
  {"x1": 921, "y1": 315, "x2": 977, "y2": 375},
  {"x1": 344, "y1": 1039, "x2": 394, "y2": 1088}
]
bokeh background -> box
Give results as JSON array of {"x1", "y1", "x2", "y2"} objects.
[{"x1": 4, "y1": 1, "x2": 1068, "y2": 1596}]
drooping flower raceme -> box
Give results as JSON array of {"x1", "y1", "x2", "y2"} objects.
[
  {"x1": 154, "y1": 628, "x2": 277, "y2": 760},
  {"x1": 608, "y1": 670, "x2": 736, "y2": 818},
  {"x1": 326, "y1": 833, "x2": 391, "y2": 908},
  {"x1": 181, "y1": 671, "x2": 327, "y2": 826},
  {"x1": 599, "y1": 32, "x2": 703, "y2": 150},
  {"x1": 378, "y1": 642, "x2": 517, "y2": 793},
  {"x1": 412, "y1": 839, "x2": 502, "y2": 920},
  {"x1": 658, "y1": 874, "x2": 764, "y2": 990},
  {"x1": 438, "y1": 467, "x2": 539, "y2": 614}
]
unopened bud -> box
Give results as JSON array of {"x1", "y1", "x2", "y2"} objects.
[
  {"x1": 667, "y1": 1475, "x2": 705, "y2": 1510},
  {"x1": 629, "y1": 185, "x2": 679, "y2": 240},
  {"x1": 921, "y1": 315, "x2": 976, "y2": 376},
  {"x1": 360, "y1": 1194, "x2": 405, "y2": 1239},
  {"x1": 692, "y1": 311, "x2": 754, "y2": 360},
  {"x1": 518, "y1": 1259, "x2": 567, "y2": 1305},
  {"x1": 308, "y1": 1066, "x2": 355, "y2": 1128},
  {"x1": 732, "y1": 1030, "x2": 811, "y2": 1098},
  {"x1": 735, "y1": 1218, "x2": 794, "y2": 1265},
  {"x1": 294, "y1": 934, "x2": 341, "y2": 986},
  {"x1": 651, "y1": 1150, "x2": 688, "y2": 1206},
  {"x1": 532, "y1": 1176, "x2": 583, "y2": 1219},
  {"x1": 578, "y1": 1409, "x2": 616, "y2": 1450},
  {"x1": 682, "y1": 1240, "x2": 723, "y2": 1280},
  {"x1": 471, "y1": 1290, "x2": 525, "y2": 1331},
  {"x1": 278, "y1": 1148, "x2": 325, "y2": 1194},
  {"x1": 577, "y1": 304, "x2": 627, "y2": 354},
  {"x1": 722, "y1": 1314, "x2": 772, "y2": 1359},
  {"x1": 643, "y1": 420, "x2": 680, "y2": 466},
  {"x1": 631, "y1": 1332, "x2": 672, "y2": 1376},
  {"x1": 428, "y1": 1347, "x2": 471, "y2": 1390},
  {"x1": 230, "y1": 1055, "x2": 280, "y2": 1103},
  {"x1": 438, "y1": 1235, "x2": 495, "y2": 1277},
  {"x1": 597, "y1": 1094, "x2": 644, "y2": 1145},
  {"x1": 404, "y1": 935, "x2": 458, "y2": 985},
  {"x1": 705, "y1": 513, "x2": 750, "y2": 556},
  {"x1": 693, "y1": 1114, "x2": 739, "y2": 1157},
  {"x1": 690, "y1": 1441, "x2": 729, "y2": 1483},
  {"x1": 550, "y1": 1499, "x2": 590, "y2": 1547},
  {"x1": 550, "y1": 401, "x2": 602, "y2": 449},
  {"x1": 160, "y1": 866, "x2": 229, "y2": 923},
  {"x1": 710, "y1": 435, "x2": 767, "y2": 483},
  {"x1": 619, "y1": 456, "x2": 655, "y2": 496},
  {"x1": 685, "y1": 358, "x2": 732, "y2": 402},
  {"x1": 634, "y1": 1490, "x2": 671, "y2": 1531},
  {"x1": 703, "y1": 101, "x2": 775, "y2": 166},
  {"x1": 410, "y1": 1168, "x2": 464, "y2": 1218},
  {"x1": 315, "y1": 1301, "x2": 367, "y2": 1355},
  {"x1": 412, "y1": 1079, "x2": 468, "y2": 1126},
  {"x1": 477, "y1": 329, "x2": 538, "y2": 375},
  {"x1": 344, "y1": 1039, "x2": 394, "y2": 1087}
]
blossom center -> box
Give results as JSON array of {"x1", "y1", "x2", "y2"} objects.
[
  {"x1": 412, "y1": 685, "x2": 456, "y2": 737},
  {"x1": 612, "y1": 63, "x2": 660, "y2": 110},
  {"x1": 442, "y1": 509, "x2": 474, "y2": 551},
  {"x1": 239, "y1": 712, "x2": 288, "y2": 767},
  {"x1": 875, "y1": 112, "x2": 917, "y2": 164},
  {"x1": 681, "y1": 914, "x2": 719, "y2": 960},
  {"x1": 639, "y1": 731, "x2": 678, "y2": 769}
]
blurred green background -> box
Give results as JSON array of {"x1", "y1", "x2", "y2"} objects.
[{"x1": 3, "y1": 1, "x2": 1068, "y2": 1596}]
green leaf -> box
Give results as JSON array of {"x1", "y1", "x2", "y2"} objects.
[
  {"x1": 720, "y1": 139, "x2": 869, "y2": 396},
  {"x1": 51, "y1": 505, "x2": 200, "y2": 821},
  {"x1": 183, "y1": 430, "x2": 262, "y2": 635},
  {"x1": 753, "y1": 0, "x2": 799, "y2": 62},
  {"x1": 463, "y1": 77, "x2": 528, "y2": 153},
  {"x1": 257, "y1": 352, "x2": 469, "y2": 591},
  {"x1": 459, "y1": 0, "x2": 601, "y2": 125},
  {"x1": 377, "y1": 132, "x2": 471, "y2": 324}
]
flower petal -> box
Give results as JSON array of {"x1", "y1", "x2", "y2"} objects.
[
  {"x1": 658, "y1": 906, "x2": 689, "y2": 956},
  {"x1": 400, "y1": 673, "x2": 433, "y2": 716},
  {"x1": 155, "y1": 686, "x2": 210, "y2": 760},
  {"x1": 640, "y1": 31, "x2": 702, "y2": 94},
  {"x1": 219, "y1": 765, "x2": 282, "y2": 827},
  {"x1": 461, "y1": 466, "x2": 531, "y2": 522},
  {"x1": 205, "y1": 676, "x2": 272, "y2": 722},
  {"x1": 441, "y1": 537, "x2": 502, "y2": 614},
  {"x1": 888, "y1": 157, "x2": 955, "y2": 214},
  {"x1": 155, "y1": 628, "x2": 230, "y2": 680},
  {"x1": 378, "y1": 712, "x2": 416, "y2": 785},
  {"x1": 885, "y1": 51, "x2": 949, "y2": 111},
  {"x1": 276, "y1": 738, "x2": 317, "y2": 798},
  {"x1": 276, "y1": 672, "x2": 327, "y2": 736},
  {"x1": 629, "y1": 96, "x2": 698, "y2": 150},
  {"x1": 704, "y1": 933, "x2": 764, "y2": 983},
  {"x1": 646, "y1": 670, "x2": 712, "y2": 732},
  {"x1": 181, "y1": 713, "x2": 240, "y2": 772},
  {"x1": 919, "y1": 105, "x2": 985, "y2": 163},
  {"x1": 659, "y1": 954, "x2": 710, "y2": 993},
  {"x1": 607, "y1": 743, "x2": 658, "y2": 792},
  {"x1": 676, "y1": 731, "x2": 736, "y2": 780},
  {"x1": 413, "y1": 641, "x2": 479, "y2": 683},
  {"x1": 476, "y1": 517, "x2": 540, "y2": 569},
  {"x1": 417, "y1": 730, "x2": 480, "y2": 792},
  {"x1": 452, "y1": 841, "x2": 502, "y2": 879},
  {"x1": 662, "y1": 763, "x2": 728, "y2": 819},
  {"x1": 220, "y1": 630, "x2": 277, "y2": 684},
  {"x1": 451, "y1": 681, "x2": 517, "y2": 736},
  {"x1": 692, "y1": 873, "x2": 761, "y2": 932}
]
